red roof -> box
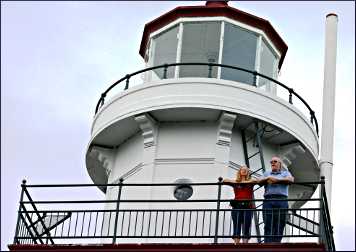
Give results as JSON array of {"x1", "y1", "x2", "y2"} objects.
[{"x1": 139, "y1": 1, "x2": 288, "y2": 69}]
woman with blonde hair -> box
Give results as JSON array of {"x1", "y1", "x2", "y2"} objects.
[{"x1": 223, "y1": 166, "x2": 257, "y2": 244}]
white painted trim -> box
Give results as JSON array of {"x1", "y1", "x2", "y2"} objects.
[
  {"x1": 174, "y1": 22, "x2": 184, "y2": 78},
  {"x1": 255, "y1": 35, "x2": 262, "y2": 86},
  {"x1": 217, "y1": 21, "x2": 225, "y2": 79},
  {"x1": 155, "y1": 157, "x2": 215, "y2": 165}
]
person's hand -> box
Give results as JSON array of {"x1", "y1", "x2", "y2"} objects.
[
  {"x1": 257, "y1": 178, "x2": 267, "y2": 185},
  {"x1": 266, "y1": 176, "x2": 279, "y2": 184}
]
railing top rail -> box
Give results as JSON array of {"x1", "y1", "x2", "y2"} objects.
[
  {"x1": 22, "y1": 180, "x2": 324, "y2": 188},
  {"x1": 94, "y1": 62, "x2": 319, "y2": 136}
]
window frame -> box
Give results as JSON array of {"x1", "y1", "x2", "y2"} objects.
[{"x1": 147, "y1": 16, "x2": 282, "y2": 85}]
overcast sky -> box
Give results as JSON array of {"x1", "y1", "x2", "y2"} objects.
[{"x1": 1, "y1": 1, "x2": 355, "y2": 251}]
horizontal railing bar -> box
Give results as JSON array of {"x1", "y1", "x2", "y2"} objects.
[
  {"x1": 16, "y1": 234, "x2": 320, "y2": 239},
  {"x1": 23, "y1": 181, "x2": 324, "y2": 187},
  {"x1": 19, "y1": 207, "x2": 322, "y2": 213},
  {"x1": 20, "y1": 198, "x2": 322, "y2": 204}
]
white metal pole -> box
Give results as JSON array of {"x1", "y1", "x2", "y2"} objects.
[{"x1": 320, "y1": 13, "x2": 338, "y2": 210}]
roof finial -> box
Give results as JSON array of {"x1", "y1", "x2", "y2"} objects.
[{"x1": 205, "y1": 1, "x2": 229, "y2": 7}]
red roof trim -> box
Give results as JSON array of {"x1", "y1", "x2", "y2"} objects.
[
  {"x1": 8, "y1": 243, "x2": 326, "y2": 252},
  {"x1": 139, "y1": 4, "x2": 288, "y2": 69}
]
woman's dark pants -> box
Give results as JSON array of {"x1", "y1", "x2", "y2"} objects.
[{"x1": 231, "y1": 206, "x2": 253, "y2": 239}]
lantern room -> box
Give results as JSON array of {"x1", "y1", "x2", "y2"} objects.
[{"x1": 140, "y1": 1, "x2": 287, "y2": 92}]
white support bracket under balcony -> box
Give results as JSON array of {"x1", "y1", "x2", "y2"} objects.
[
  {"x1": 215, "y1": 112, "x2": 237, "y2": 174},
  {"x1": 134, "y1": 113, "x2": 158, "y2": 148}
]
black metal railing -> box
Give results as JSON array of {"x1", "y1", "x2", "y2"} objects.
[
  {"x1": 94, "y1": 62, "x2": 319, "y2": 136},
  {"x1": 13, "y1": 178, "x2": 333, "y2": 250}
]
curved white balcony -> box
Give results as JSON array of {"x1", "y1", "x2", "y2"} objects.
[{"x1": 90, "y1": 78, "x2": 318, "y2": 157}]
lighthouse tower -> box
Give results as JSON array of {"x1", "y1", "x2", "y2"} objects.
[
  {"x1": 85, "y1": 0, "x2": 320, "y2": 243},
  {"x1": 86, "y1": 1, "x2": 318, "y2": 205}
]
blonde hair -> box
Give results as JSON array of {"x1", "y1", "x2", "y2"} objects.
[{"x1": 235, "y1": 166, "x2": 251, "y2": 182}]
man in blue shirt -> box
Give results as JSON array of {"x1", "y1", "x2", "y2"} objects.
[{"x1": 259, "y1": 156, "x2": 294, "y2": 243}]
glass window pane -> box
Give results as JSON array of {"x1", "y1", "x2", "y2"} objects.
[
  {"x1": 152, "y1": 25, "x2": 179, "y2": 79},
  {"x1": 259, "y1": 39, "x2": 278, "y2": 87},
  {"x1": 180, "y1": 21, "x2": 221, "y2": 78},
  {"x1": 221, "y1": 23, "x2": 258, "y2": 85}
]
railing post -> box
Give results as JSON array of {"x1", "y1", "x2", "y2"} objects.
[
  {"x1": 253, "y1": 71, "x2": 258, "y2": 86},
  {"x1": 319, "y1": 176, "x2": 325, "y2": 245},
  {"x1": 310, "y1": 110, "x2": 315, "y2": 125},
  {"x1": 208, "y1": 64, "x2": 213, "y2": 78},
  {"x1": 319, "y1": 176, "x2": 335, "y2": 251},
  {"x1": 112, "y1": 178, "x2": 124, "y2": 244},
  {"x1": 124, "y1": 74, "x2": 130, "y2": 90},
  {"x1": 288, "y1": 88, "x2": 293, "y2": 104},
  {"x1": 163, "y1": 64, "x2": 168, "y2": 79},
  {"x1": 13, "y1": 179, "x2": 26, "y2": 244},
  {"x1": 214, "y1": 177, "x2": 223, "y2": 244},
  {"x1": 100, "y1": 93, "x2": 106, "y2": 107}
]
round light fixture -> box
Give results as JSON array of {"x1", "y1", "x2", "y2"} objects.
[{"x1": 173, "y1": 178, "x2": 193, "y2": 200}]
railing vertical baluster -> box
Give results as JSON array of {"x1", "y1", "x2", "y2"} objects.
[
  {"x1": 174, "y1": 211, "x2": 178, "y2": 237},
  {"x1": 80, "y1": 212, "x2": 85, "y2": 237},
  {"x1": 13, "y1": 179, "x2": 26, "y2": 244},
  {"x1": 100, "y1": 212, "x2": 105, "y2": 237},
  {"x1": 148, "y1": 211, "x2": 152, "y2": 236},
  {"x1": 61, "y1": 212, "x2": 66, "y2": 237},
  {"x1": 181, "y1": 211, "x2": 185, "y2": 236},
  {"x1": 208, "y1": 64, "x2": 213, "y2": 78},
  {"x1": 160, "y1": 211, "x2": 164, "y2": 236},
  {"x1": 127, "y1": 211, "x2": 132, "y2": 236},
  {"x1": 222, "y1": 210, "x2": 226, "y2": 236},
  {"x1": 312, "y1": 210, "x2": 315, "y2": 234},
  {"x1": 124, "y1": 74, "x2": 130, "y2": 90},
  {"x1": 289, "y1": 89, "x2": 293, "y2": 104},
  {"x1": 208, "y1": 211, "x2": 212, "y2": 236},
  {"x1": 155, "y1": 211, "x2": 159, "y2": 237},
  {"x1": 310, "y1": 110, "x2": 315, "y2": 125},
  {"x1": 202, "y1": 211, "x2": 206, "y2": 236},
  {"x1": 141, "y1": 212, "x2": 145, "y2": 237},
  {"x1": 163, "y1": 64, "x2": 168, "y2": 79},
  {"x1": 107, "y1": 212, "x2": 112, "y2": 236},
  {"x1": 167, "y1": 211, "x2": 171, "y2": 236},
  {"x1": 120, "y1": 211, "x2": 125, "y2": 236},
  {"x1": 100, "y1": 93, "x2": 106, "y2": 107},
  {"x1": 214, "y1": 177, "x2": 223, "y2": 243},
  {"x1": 93, "y1": 211, "x2": 98, "y2": 237},
  {"x1": 253, "y1": 71, "x2": 257, "y2": 86},
  {"x1": 74, "y1": 212, "x2": 79, "y2": 237},
  {"x1": 195, "y1": 211, "x2": 198, "y2": 237},
  {"x1": 87, "y1": 211, "x2": 92, "y2": 237},
  {"x1": 134, "y1": 211, "x2": 138, "y2": 236},
  {"x1": 112, "y1": 178, "x2": 124, "y2": 244},
  {"x1": 188, "y1": 211, "x2": 192, "y2": 236},
  {"x1": 228, "y1": 209, "x2": 232, "y2": 236}
]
